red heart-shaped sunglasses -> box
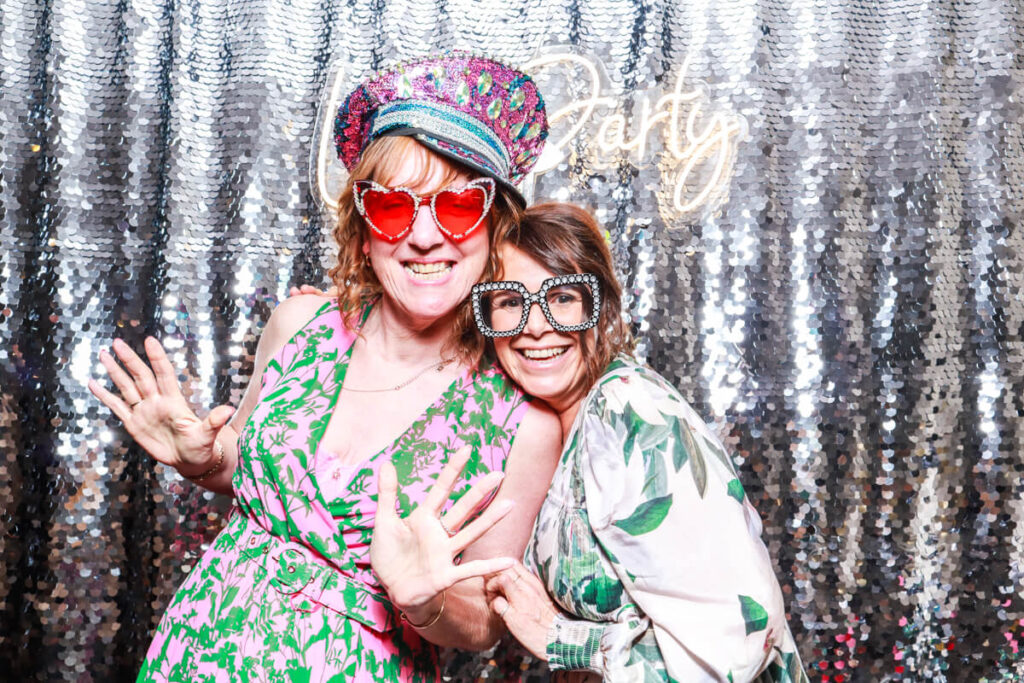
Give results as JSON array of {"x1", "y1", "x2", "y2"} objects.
[{"x1": 353, "y1": 177, "x2": 496, "y2": 243}]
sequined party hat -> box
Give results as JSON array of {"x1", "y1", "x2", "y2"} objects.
[{"x1": 334, "y1": 52, "x2": 548, "y2": 205}]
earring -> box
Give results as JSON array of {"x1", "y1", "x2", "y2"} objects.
[{"x1": 363, "y1": 253, "x2": 372, "y2": 269}]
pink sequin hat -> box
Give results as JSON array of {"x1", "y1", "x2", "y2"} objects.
[{"x1": 334, "y1": 52, "x2": 549, "y2": 206}]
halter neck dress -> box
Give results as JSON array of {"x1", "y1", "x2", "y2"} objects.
[{"x1": 137, "y1": 299, "x2": 530, "y2": 682}]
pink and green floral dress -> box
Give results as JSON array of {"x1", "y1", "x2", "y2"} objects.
[{"x1": 137, "y1": 300, "x2": 529, "y2": 682}]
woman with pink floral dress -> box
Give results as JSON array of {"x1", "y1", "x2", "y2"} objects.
[{"x1": 89, "y1": 53, "x2": 561, "y2": 682}]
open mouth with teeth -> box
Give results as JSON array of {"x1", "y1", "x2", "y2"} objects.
[
  {"x1": 518, "y1": 346, "x2": 569, "y2": 360},
  {"x1": 404, "y1": 261, "x2": 453, "y2": 281}
]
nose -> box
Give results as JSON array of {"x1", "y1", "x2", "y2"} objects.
[
  {"x1": 406, "y1": 200, "x2": 445, "y2": 251},
  {"x1": 522, "y1": 300, "x2": 551, "y2": 337}
]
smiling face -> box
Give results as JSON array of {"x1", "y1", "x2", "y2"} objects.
[
  {"x1": 491, "y1": 245, "x2": 591, "y2": 415},
  {"x1": 363, "y1": 144, "x2": 491, "y2": 329}
]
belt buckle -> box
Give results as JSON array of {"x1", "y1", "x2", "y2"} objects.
[{"x1": 269, "y1": 548, "x2": 314, "y2": 594}]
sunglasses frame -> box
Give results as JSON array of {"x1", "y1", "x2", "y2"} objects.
[
  {"x1": 352, "y1": 177, "x2": 496, "y2": 243},
  {"x1": 471, "y1": 273, "x2": 602, "y2": 338}
]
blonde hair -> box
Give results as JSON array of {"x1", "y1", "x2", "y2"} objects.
[{"x1": 328, "y1": 135, "x2": 522, "y2": 364}]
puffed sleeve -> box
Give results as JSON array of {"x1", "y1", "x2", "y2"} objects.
[{"x1": 545, "y1": 369, "x2": 801, "y2": 682}]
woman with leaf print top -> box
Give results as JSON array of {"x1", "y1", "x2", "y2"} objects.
[
  {"x1": 474, "y1": 202, "x2": 808, "y2": 682},
  {"x1": 87, "y1": 54, "x2": 562, "y2": 682}
]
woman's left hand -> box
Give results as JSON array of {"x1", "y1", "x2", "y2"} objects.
[
  {"x1": 370, "y1": 446, "x2": 515, "y2": 621},
  {"x1": 288, "y1": 284, "x2": 339, "y2": 298},
  {"x1": 486, "y1": 561, "x2": 560, "y2": 660}
]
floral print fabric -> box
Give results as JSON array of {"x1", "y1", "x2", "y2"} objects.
[
  {"x1": 137, "y1": 300, "x2": 529, "y2": 682},
  {"x1": 525, "y1": 356, "x2": 808, "y2": 683}
]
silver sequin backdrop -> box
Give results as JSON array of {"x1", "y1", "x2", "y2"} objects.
[{"x1": 1, "y1": 0, "x2": 1022, "y2": 680}]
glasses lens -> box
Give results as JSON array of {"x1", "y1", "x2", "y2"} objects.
[
  {"x1": 545, "y1": 283, "x2": 594, "y2": 328},
  {"x1": 360, "y1": 188, "x2": 416, "y2": 240},
  {"x1": 479, "y1": 288, "x2": 525, "y2": 333},
  {"x1": 433, "y1": 186, "x2": 488, "y2": 240}
]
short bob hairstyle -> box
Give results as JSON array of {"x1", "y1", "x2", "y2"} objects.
[
  {"x1": 329, "y1": 135, "x2": 522, "y2": 364},
  {"x1": 501, "y1": 201, "x2": 634, "y2": 401}
]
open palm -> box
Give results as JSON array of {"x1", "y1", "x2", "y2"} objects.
[
  {"x1": 370, "y1": 447, "x2": 514, "y2": 612},
  {"x1": 88, "y1": 337, "x2": 234, "y2": 473}
]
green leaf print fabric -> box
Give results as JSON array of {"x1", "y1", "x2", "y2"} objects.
[
  {"x1": 525, "y1": 356, "x2": 808, "y2": 682},
  {"x1": 137, "y1": 301, "x2": 530, "y2": 682}
]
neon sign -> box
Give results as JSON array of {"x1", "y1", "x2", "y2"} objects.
[
  {"x1": 523, "y1": 52, "x2": 745, "y2": 221},
  {"x1": 315, "y1": 51, "x2": 745, "y2": 222}
]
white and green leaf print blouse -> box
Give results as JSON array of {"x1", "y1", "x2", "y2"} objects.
[{"x1": 524, "y1": 356, "x2": 808, "y2": 683}]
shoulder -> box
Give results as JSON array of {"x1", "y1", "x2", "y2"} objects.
[
  {"x1": 581, "y1": 357, "x2": 725, "y2": 476},
  {"x1": 587, "y1": 356, "x2": 687, "y2": 426},
  {"x1": 266, "y1": 294, "x2": 335, "y2": 335},
  {"x1": 584, "y1": 358, "x2": 740, "y2": 496},
  {"x1": 579, "y1": 361, "x2": 698, "y2": 527},
  {"x1": 259, "y1": 294, "x2": 337, "y2": 357}
]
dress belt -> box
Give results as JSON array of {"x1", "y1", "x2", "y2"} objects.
[{"x1": 231, "y1": 511, "x2": 397, "y2": 633}]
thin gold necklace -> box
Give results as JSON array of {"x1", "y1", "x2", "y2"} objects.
[{"x1": 341, "y1": 358, "x2": 454, "y2": 393}]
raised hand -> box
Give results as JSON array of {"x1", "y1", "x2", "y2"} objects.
[
  {"x1": 370, "y1": 446, "x2": 515, "y2": 614},
  {"x1": 87, "y1": 337, "x2": 234, "y2": 476},
  {"x1": 486, "y1": 561, "x2": 560, "y2": 660}
]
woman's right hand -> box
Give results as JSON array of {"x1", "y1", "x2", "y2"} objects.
[{"x1": 87, "y1": 337, "x2": 235, "y2": 476}]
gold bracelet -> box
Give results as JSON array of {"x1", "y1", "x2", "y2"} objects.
[
  {"x1": 400, "y1": 590, "x2": 446, "y2": 629},
  {"x1": 188, "y1": 440, "x2": 225, "y2": 482}
]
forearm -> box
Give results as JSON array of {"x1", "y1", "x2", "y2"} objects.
[{"x1": 400, "y1": 577, "x2": 504, "y2": 650}]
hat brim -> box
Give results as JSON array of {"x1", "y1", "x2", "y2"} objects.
[{"x1": 377, "y1": 127, "x2": 526, "y2": 208}]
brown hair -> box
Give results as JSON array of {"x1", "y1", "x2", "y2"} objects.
[
  {"x1": 504, "y1": 201, "x2": 634, "y2": 399},
  {"x1": 328, "y1": 135, "x2": 522, "y2": 364}
]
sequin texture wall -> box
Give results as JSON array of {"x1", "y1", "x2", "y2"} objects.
[{"x1": 1, "y1": 0, "x2": 1022, "y2": 680}]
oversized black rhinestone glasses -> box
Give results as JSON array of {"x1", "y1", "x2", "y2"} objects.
[{"x1": 471, "y1": 273, "x2": 601, "y2": 338}]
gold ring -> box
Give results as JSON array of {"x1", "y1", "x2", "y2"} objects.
[
  {"x1": 129, "y1": 400, "x2": 141, "y2": 409},
  {"x1": 499, "y1": 603, "x2": 511, "y2": 618}
]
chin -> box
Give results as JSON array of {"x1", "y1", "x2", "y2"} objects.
[
  {"x1": 406, "y1": 299, "x2": 462, "y2": 323},
  {"x1": 396, "y1": 278, "x2": 456, "y2": 303},
  {"x1": 526, "y1": 386, "x2": 563, "y2": 406},
  {"x1": 506, "y1": 370, "x2": 568, "y2": 406}
]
